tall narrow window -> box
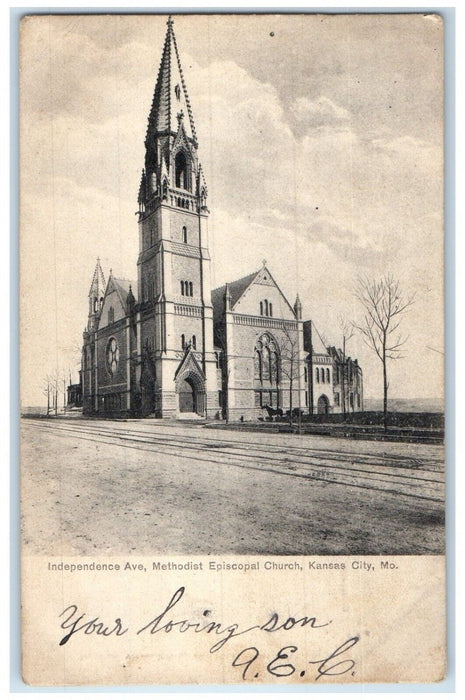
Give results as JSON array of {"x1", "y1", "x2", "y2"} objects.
[
  {"x1": 192, "y1": 335, "x2": 196, "y2": 349},
  {"x1": 269, "y1": 302, "x2": 273, "y2": 317},
  {"x1": 262, "y1": 346, "x2": 270, "y2": 380},
  {"x1": 321, "y1": 369, "x2": 325, "y2": 383},
  {"x1": 264, "y1": 299, "x2": 269, "y2": 316},
  {"x1": 260, "y1": 301, "x2": 263, "y2": 316},
  {"x1": 181, "y1": 281, "x2": 184, "y2": 295},
  {"x1": 108, "y1": 306, "x2": 114, "y2": 325},
  {"x1": 182, "y1": 226, "x2": 187, "y2": 244},
  {"x1": 316, "y1": 368, "x2": 319, "y2": 383},
  {"x1": 254, "y1": 350, "x2": 261, "y2": 380},
  {"x1": 326, "y1": 368, "x2": 330, "y2": 383},
  {"x1": 181, "y1": 334, "x2": 185, "y2": 349},
  {"x1": 175, "y1": 151, "x2": 189, "y2": 190},
  {"x1": 189, "y1": 282, "x2": 193, "y2": 297}
]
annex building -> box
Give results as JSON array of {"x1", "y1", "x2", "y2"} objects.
[{"x1": 80, "y1": 17, "x2": 363, "y2": 420}]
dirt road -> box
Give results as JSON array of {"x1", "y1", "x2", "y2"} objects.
[{"x1": 20, "y1": 418, "x2": 445, "y2": 556}]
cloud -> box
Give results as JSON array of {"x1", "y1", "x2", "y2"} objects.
[{"x1": 290, "y1": 95, "x2": 351, "y2": 129}]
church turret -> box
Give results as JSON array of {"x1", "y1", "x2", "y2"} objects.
[
  {"x1": 87, "y1": 258, "x2": 106, "y2": 332},
  {"x1": 224, "y1": 282, "x2": 232, "y2": 311},
  {"x1": 294, "y1": 294, "x2": 302, "y2": 320}
]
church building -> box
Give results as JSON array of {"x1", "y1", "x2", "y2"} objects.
[{"x1": 81, "y1": 17, "x2": 363, "y2": 420}]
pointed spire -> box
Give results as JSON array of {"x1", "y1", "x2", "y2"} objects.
[
  {"x1": 224, "y1": 282, "x2": 232, "y2": 311},
  {"x1": 294, "y1": 293, "x2": 302, "y2": 320},
  {"x1": 88, "y1": 258, "x2": 106, "y2": 298},
  {"x1": 138, "y1": 169, "x2": 147, "y2": 203},
  {"x1": 146, "y1": 15, "x2": 197, "y2": 144}
]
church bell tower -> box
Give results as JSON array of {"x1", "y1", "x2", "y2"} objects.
[{"x1": 136, "y1": 16, "x2": 218, "y2": 418}]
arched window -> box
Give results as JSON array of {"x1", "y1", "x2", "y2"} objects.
[
  {"x1": 264, "y1": 299, "x2": 269, "y2": 316},
  {"x1": 254, "y1": 334, "x2": 280, "y2": 388},
  {"x1": 181, "y1": 281, "x2": 184, "y2": 295},
  {"x1": 192, "y1": 335, "x2": 196, "y2": 349},
  {"x1": 182, "y1": 226, "x2": 187, "y2": 244},
  {"x1": 269, "y1": 302, "x2": 273, "y2": 317},
  {"x1": 260, "y1": 301, "x2": 263, "y2": 316},
  {"x1": 175, "y1": 151, "x2": 189, "y2": 190},
  {"x1": 189, "y1": 282, "x2": 193, "y2": 297},
  {"x1": 321, "y1": 369, "x2": 325, "y2": 383},
  {"x1": 93, "y1": 298, "x2": 98, "y2": 312},
  {"x1": 181, "y1": 334, "x2": 185, "y2": 349},
  {"x1": 326, "y1": 368, "x2": 330, "y2": 383},
  {"x1": 184, "y1": 281, "x2": 189, "y2": 296},
  {"x1": 316, "y1": 368, "x2": 319, "y2": 383}
]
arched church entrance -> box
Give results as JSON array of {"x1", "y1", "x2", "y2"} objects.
[
  {"x1": 317, "y1": 394, "x2": 330, "y2": 415},
  {"x1": 176, "y1": 371, "x2": 206, "y2": 416}
]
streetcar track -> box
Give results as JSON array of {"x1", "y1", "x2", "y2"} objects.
[
  {"x1": 28, "y1": 420, "x2": 444, "y2": 485},
  {"x1": 56, "y1": 421, "x2": 443, "y2": 469},
  {"x1": 26, "y1": 421, "x2": 444, "y2": 503}
]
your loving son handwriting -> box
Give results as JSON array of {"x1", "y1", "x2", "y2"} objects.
[{"x1": 58, "y1": 586, "x2": 360, "y2": 681}]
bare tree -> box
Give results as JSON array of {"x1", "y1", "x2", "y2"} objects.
[
  {"x1": 338, "y1": 315, "x2": 355, "y2": 420},
  {"x1": 355, "y1": 275, "x2": 414, "y2": 431},
  {"x1": 276, "y1": 324, "x2": 305, "y2": 429},
  {"x1": 214, "y1": 321, "x2": 231, "y2": 423},
  {"x1": 42, "y1": 375, "x2": 52, "y2": 416}
]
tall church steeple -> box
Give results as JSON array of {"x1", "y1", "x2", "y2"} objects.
[
  {"x1": 138, "y1": 15, "x2": 207, "y2": 217},
  {"x1": 135, "y1": 15, "x2": 216, "y2": 419}
]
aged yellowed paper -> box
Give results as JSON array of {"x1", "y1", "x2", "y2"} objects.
[{"x1": 20, "y1": 13, "x2": 445, "y2": 685}]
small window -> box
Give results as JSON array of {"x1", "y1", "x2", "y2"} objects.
[
  {"x1": 192, "y1": 335, "x2": 197, "y2": 350},
  {"x1": 189, "y1": 282, "x2": 193, "y2": 297},
  {"x1": 316, "y1": 368, "x2": 319, "y2": 383},
  {"x1": 182, "y1": 226, "x2": 187, "y2": 244},
  {"x1": 321, "y1": 369, "x2": 325, "y2": 384},
  {"x1": 260, "y1": 301, "x2": 263, "y2": 316},
  {"x1": 108, "y1": 306, "x2": 114, "y2": 325},
  {"x1": 269, "y1": 302, "x2": 273, "y2": 317},
  {"x1": 181, "y1": 334, "x2": 185, "y2": 349},
  {"x1": 305, "y1": 390, "x2": 308, "y2": 407},
  {"x1": 181, "y1": 281, "x2": 184, "y2": 295},
  {"x1": 304, "y1": 367, "x2": 308, "y2": 383},
  {"x1": 326, "y1": 368, "x2": 330, "y2": 383}
]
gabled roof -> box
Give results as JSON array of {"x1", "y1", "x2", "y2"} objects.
[
  {"x1": 174, "y1": 345, "x2": 206, "y2": 382},
  {"x1": 103, "y1": 272, "x2": 137, "y2": 312},
  {"x1": 212, "y1": 270, "x2": 258, "y2": 312},
  {"x1": 146, "y1": 16, "x2": 197, "y2": 144},
  {"x1": 211, "y1": 265, "x2": 296, "y2": 318},
  {"x1": 112, "y1": 277, "x2": 137, "y2": 308}
]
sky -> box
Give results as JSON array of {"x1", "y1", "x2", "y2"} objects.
[{"x1": 19, "y1": 13, "x2": 444, "y2": 407}]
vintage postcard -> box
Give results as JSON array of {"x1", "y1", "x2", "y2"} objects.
[{"x1": 20, "y1": 13, "x2": 446, "y2": 686}]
